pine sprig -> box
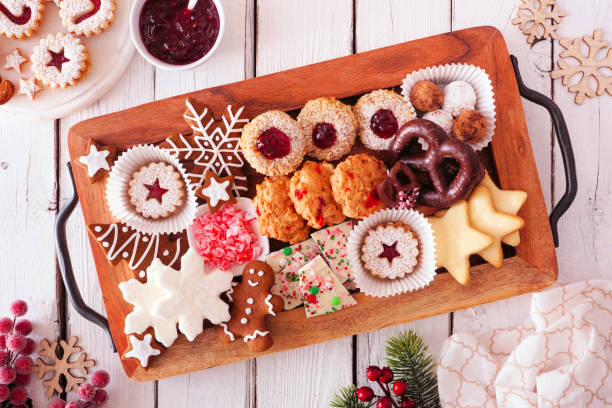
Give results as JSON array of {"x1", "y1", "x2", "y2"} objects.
[
  {"x1": 330, "y1": 385, "x2": 371, "y2": 408},
  {"x1": 385, "y1": 332, "x2": 440, "y2": 408}
]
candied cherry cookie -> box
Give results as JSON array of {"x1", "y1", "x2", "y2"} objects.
[
  {"x1": 31, "y1": 32, "x2": 89, "y2": 89},
  {"x1": 297, "y1": 97, "x2": 357, "y2": 161},
  {"x1": 330, "y1": 153, "x2": 387, "y2": 218},
  {"x1": 289, "y1": 161, "x2": 345, "y2": 229},
  {"x1": 361, "y1": 221, "x2": 419, "y2": 280},
  {"x1": 354, "y1": 89, "x2": 415, "y2": 150},
  {"x1": 240, "y1": 110, "x2": 306, "y2": 176},
  {"x1": 128, "y1": 162, "x2": 185, "y2": 219},
  {"x1": 0, "y1": 0, "x2": 45, "y2": 39},
  {"x1": 59, "y1": 0, "x2": 116, "y2": 36},
  {"x1": 253, "y1": 176, "x2": 310, "y2": 244}
]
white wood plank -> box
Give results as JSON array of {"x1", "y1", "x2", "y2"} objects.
[
  {"x1": 451, "y1": 0, "x2": 554, "y2": 333},
  {"x1": 354, "y1": 0, "x2": 452, "y2": 379},
  {"x1": 255, "y1": 1, "x2": 354, "y2": 407},
  {"x1": 0, "y1": 117, "x2": 58, "y2": 407},
  {"x1": 155, "y1": 1, "x2": 254, "y2": 407},
  {"x1": 552, "y1": 0, "x2": 612, "y2": 283},
  {"x1": 58, "y1": 56, "x2": 156, "y2": 406}
]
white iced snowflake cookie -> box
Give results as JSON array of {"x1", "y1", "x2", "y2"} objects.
[
  {"x1": 59, "y1": 0, "x2": 116, "y2": 37},
  {"x1": 0, "y1": 0, "x2": 45, "y2": 39},
  {"x1": 31, "y1": 32, "x2": 89, "y2": 89},
  {"x1": 128, "y1": 162, "x2": 185, "y2": 219},
  {"x1": 361, "y1": 222, "x2": 419, "y2": 280}
]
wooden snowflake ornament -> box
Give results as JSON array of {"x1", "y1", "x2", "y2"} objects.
[
  {"x1": 33, "y1": 336, "x2": 95, "y2": 397},
  {"x1": 512, "y1": 0, "x2": 566, "y2": 44},
  {"x1": 551, "y1": 29, "x2": 612, "y2": 105}
]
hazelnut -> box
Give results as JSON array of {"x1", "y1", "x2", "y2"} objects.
[
  {"x1": 410, "y1": 80, "x2": 444, "y2": 112},
  {"x1": 0, "y1": 80, "x2": 15, "y2": 105}
]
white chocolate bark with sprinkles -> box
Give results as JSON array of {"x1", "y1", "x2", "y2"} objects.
[{"x1": 311, "y1": 220, "x2": 354, "y2": 283}]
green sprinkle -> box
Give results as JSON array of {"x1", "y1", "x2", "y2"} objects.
[
  {"x1": 331, "y1": 296, "x2": 341, "y2": 306},
  {"x1": 309, "y1": 286, "x2": 320, "y2": 295},
  {"x1": 282, "y1": 247, "x2": 293, "y2": 256},
  {"x1": 331, "y1": 235, "x2": 336, "y2": 240}
]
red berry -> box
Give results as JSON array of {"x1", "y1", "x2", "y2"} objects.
[
  {"x1": 379, "y1": 366, "x2": 393, "y2": 383},
  {"x1": 392, "y1": 380, "x2": 407, "y2": 396},
  {"x1": 65, "y1": 401, "x2": 83, "y2": 408},
  {"x1": 0, "y1": 350, "x2": 9, "y2": 365},
  {"x1": 93, "y1": 389, "x2": 109, "y2": 403},
  {"x1": 355, "y1": 386, "x2": 374, "y2": 402},
  {"x1": 21, "y1": 338, "x2": 35, "y2": 355},
  {"x1": 6, "y1": 333, "x2": 26, "y2": 353},
  {"x1": 376, "y1": 396, "x2": 393, "y2": 408},
  {"x1": 0, "y1": 384, "x2": 9, "y2": 401},
  {"x1": 49, "y1": 399, "x2": 67, "y2": 408},
  {"x1": 0, "y1": 366, "x2": 16, "y2": 384},
  {"x1": 0, "y1": 335, "x2": 5, "y2": 349},
  {"x1": 14, "y1": 320, "x2": 32, "y2": 336},
  {"x1": 366, "y1": 365, "x2": 382, "y2": 381},
  {"x1": 14, "y1": 374, "x2": 30, "y2": 386},
  {"x1": 91, "y1": 370, "x2": 110, "y2": 388},
  {"x1": 0, "y1": 318, "x2": 13, "y2": 335},
  {"x1": 10, "y1": 386, "x2": 27, "y2": 405},
  {"x1": 400, "y1": 399, "x2": 415, "y2": 408},
  {"x1": 14, "y1": 356, "x2": 33, "y2": 374},
  {"x1": 9, "y1": 301, "x2": 28, "y2": 317},
  {"x1": 77, "y1": 383, "x2": 96, "y2": 402}
]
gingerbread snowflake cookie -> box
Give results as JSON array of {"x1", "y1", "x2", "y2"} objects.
[
  {"x1": 128, "y1": 162, "x2": 185, "y2": 219},
  {"x1": 59, "y1": 0, "x2": 116, "y2": 36},
  {"x1": 31, "y1": 32, "x2": 89, "y2": 89},
  {"x1": 216, "y1": 260, "x2": 283, "y2": 352},
  {"x1": 78, "y1": 138, "x2": 116, "y2": 183},
  {"x1": 0, "y1": 0, "x2": 45, "y2": 39}
]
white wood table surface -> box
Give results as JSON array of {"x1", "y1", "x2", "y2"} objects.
[{"x1": 0, "y1": 0, "x2": 610, "y2": 406}]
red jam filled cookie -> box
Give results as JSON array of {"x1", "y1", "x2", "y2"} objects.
[
  {"x1": 361, "y1": 222, "x2": 419, "y2": 280},
  {"x1": 59, "y1": 0, "x2": 116, "y2": 37},
  {"x1": 128, "y1": 162, "x2": 185, "y2": 219},
  {"x1": 0, "y1": 0, "x2": 44, "y2": 39},
  {"x1": 31, "y1": 32, "x2": 89, "y2": 89}
]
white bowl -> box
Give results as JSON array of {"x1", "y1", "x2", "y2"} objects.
[{"x1": 129, "y1": 0, "x2": 225, "y2": 71}]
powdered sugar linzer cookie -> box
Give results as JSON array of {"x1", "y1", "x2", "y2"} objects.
[
  {"x1": 59, "y1": 0, "x2": 116, "y2": 37},
  {"x1": 0, "y1": 0, "x2": 45, "y2": 39},
  {"x1": 128, "y1": 162, "x2": 185, "y2": 219},
  {"x1": 361, "y1": 221, "x2": 419, "y2": 280},
  {"x1": 31, "y1": 32, "x2": 89, "y2": 89}
]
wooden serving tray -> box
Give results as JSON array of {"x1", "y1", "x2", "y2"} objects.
[{"x1": 67, "y1": 26, "x2": 557, "y2": 381}]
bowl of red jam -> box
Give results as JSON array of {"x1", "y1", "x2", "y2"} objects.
[{"x1": 130, "y1": 0, "x2": 224, "y2": 71}]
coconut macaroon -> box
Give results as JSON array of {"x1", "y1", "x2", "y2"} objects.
[
  {"x1": 240, "y1": 110, "x2": 306, "y2": 176},
  {"x1": 355, "y1": 89, "x2": 415, "y2": 151},
  {"x1": 297, "y1": 97, "x2": 358, "y2": 161}
]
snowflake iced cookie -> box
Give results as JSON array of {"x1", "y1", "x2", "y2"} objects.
[
  {"x1": 18, "y1": 76, "x2": 41, "y2": 100},
  {"x1": 196, "y1": 172, "x2": 236, "y2": 213},
  {"x1": 160, "y1": 98, "x2": 249, "y2": 196},
  {"x1": 78, "y1": 138, "x2": 116, "y2": 183},
  {"x1": 0, "y1": 0, "x2": 45, "y2": 39},
  {"x1": 311, "y1": 220, "x2": 354, "y2": 283},
  {"x1": 361, "y1": 222, "x2": 419, "y2": 280},
  {"x1": 216, "y1": 260, "x2": 283, "y2": 352},
  {"x1": 31, "y1": 32, "x2": 89, "y2": 89},
  {"x1": 59, "y1": 0, "x2": 116, "y2": 36},
  {"x1": 128, "y1": 162, "x2": 185, "y2": 219},
  {"x1": 298, "y1": 255, "x2": 356, "y2": 318},
  {"x1": 4, "y1": 48, "x2": 27, "y2": 73},
  {"x1": 124, "y1": 333, "x2": 161, "y2": 369}
]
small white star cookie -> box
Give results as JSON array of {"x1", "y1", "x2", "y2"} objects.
[
  {"x1": 18, "y1": 77, "x2": 42, "y2": 101},
  {"x1": 4, "y1": 49, "x2": 28, "y2": 73},
  {"x1": 124, "y1": 333, "x2": 161, "y2": 368}
]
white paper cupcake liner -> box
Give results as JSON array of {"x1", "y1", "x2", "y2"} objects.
[
  {"x1": 347, "y1": 208, "x2": 436, "y2": 297},
  {"x1": 106, "y1": 145, "x2": 198, "y2": 235},
  {"x1": 401, "y1": 63, "x2": 496, "y2": 151}
]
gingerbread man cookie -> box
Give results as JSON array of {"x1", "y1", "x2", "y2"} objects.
[{"x1": 216, "y1": 260, "x2": 283, "y2": 352}]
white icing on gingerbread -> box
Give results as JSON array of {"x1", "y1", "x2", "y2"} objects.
[
  {"x1": 59, "y1": 0, "x2": 116, "y2": 37},
  {"x1": 240, "y1": 318, "x2": 247, "y2": 324},
  {"x1": 246, "y1": 298, "x2": 254, "y2": 304},
  {"x1": 264, "y1": 294, "x2": 275, "y2": 316},
  {"x1": 247, "y1": 280, "x2": 258, "y2": 287},
  {"x1": 218, "y1": 322, "x2": 235, "y2": 341},
  {"x1": 243, "y1": 330, "x2": 269, "y2": 342},
  {"x1": 200, "y1": 176, "x2": 230, "y2": 207},
  {"x1": 124, "y1": 333, "x2": 160, "y2": 368},
  {"x1": 79, "y1": 144, "x2": 110, "y2": 177},
  {"x1": 245, "y1": 308, "x2": 252, "y2": 315}
]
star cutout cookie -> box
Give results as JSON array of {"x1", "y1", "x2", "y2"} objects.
[
  {"x1": 467, "y1": 186, "x2": 525, "y2": 268},
  {"x1": 477, "y1": 172, "x2": 527, "y2": 247},
  {"x1": 4, "y1": 49, "x2": 28, "y2": 73},
  {"x1": 196, "y1": 172, "x2": 236, "y2": 213},
  {"x1": 18, "y1": 77, "x2": 42, "y2": 101},
  {"x1": 429, "y1": 201, "x2": 492, "y2": 285},
  {"x1": 78, "y1": 139, "x2": 116, "y2": 183},
  {"x1": 124, "y1": 333, "x2": 161, "y2": 369}
]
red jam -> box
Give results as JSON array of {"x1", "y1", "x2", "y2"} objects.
[
  {"x1": 144, "y1": 179, "x2": 169, "y2": 203},
  {"x1": 379, "y1": 242, "x2": 400, "y2": 263},
  {"x1": 370, "y1": 109, "x2": 398, "y2": 139},
  {"x1": 74, "y1": 0, "x2": 100, "y2": 24},
  {"x1": 47, "y1": 50, "x2": 70, "y2": 72},
  {"x1": 312, "y1": 122, "x2": 337, "y2": 149},
  {"x1": 139, "y1": 0, "x2": 220, "y2": 65},
  {"x1": 256, "y1": 127, "x2": 291, "y2": 159},
  {"x1": 0, "y1": 3, "x2": 31, "y2": 25}
]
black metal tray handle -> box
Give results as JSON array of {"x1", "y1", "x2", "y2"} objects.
[{"x1": 55, "y1": 56, "x2": 577, "y2": 348}]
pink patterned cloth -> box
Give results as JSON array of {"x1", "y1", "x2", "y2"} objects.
[{"x1": 438, "y1": 280, "x2": 612, "y2": 407}]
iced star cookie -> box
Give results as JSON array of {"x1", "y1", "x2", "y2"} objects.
[
  {"x1": 78, "y1": 138, "x2": 116, "y2": 183},
  {"x1": 311, "y1": 220, "x2": 354, "y2": 283},
  {"x1": 4, "y1": 48, "x2": 28, "y2": 73},
  {"x1": 289, "y1": 161, "x2": 345, "y2": 229},
  {"x1": 195, "y1": 172, "x2": 236, "y2": 213},
  {"x1": 128, "y1": 162, "x2": 185, "y2": 219},
  {"x1": 59, "y1": 0, "x2": 116, "y2": 36},
  {"x1": 17, "y1": 76, "x2": 41, "y2": 100},
  {"x1": 123, "y1": 332, "x2": 161, "y2": 369},
  {"x1": 361, "y1": 222, "x2": 419, "y2": 280},
  {"x1": 0, "y1": 0, "x2": 45, "y2": 39},
  {"x1": 31, "y1": 32, "x2": 89, "y2": 89}
]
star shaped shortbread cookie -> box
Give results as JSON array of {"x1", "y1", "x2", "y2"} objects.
[{"x1": 429, "y1": 201, "x2": 492, "y2": 285}]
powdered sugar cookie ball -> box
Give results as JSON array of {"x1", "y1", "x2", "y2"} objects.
[
  {"x1": 355, "y1": 89, "x2": 415, "y2": 151},
  {"x1": 442, "y1": 80, "x2": 476, "y2": 117},
  {"x1": 31, "y1": 32, "x2": 89, "y2": 89},
  {"x1": 297, "y1": 97, "x2": 357, "y2": 161},
  {"x1": 0, "y1": 0, "x2": 44, "y2": 39},
  {"x1": 240, "y1": 110, "x2": 306, "y2": 176},
  {"x1": 422, "y1": 109, "x2": 454, "y2": 135},
  {"x1": 60, "y1": 0, "x2": 116, "y2": 36}
]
